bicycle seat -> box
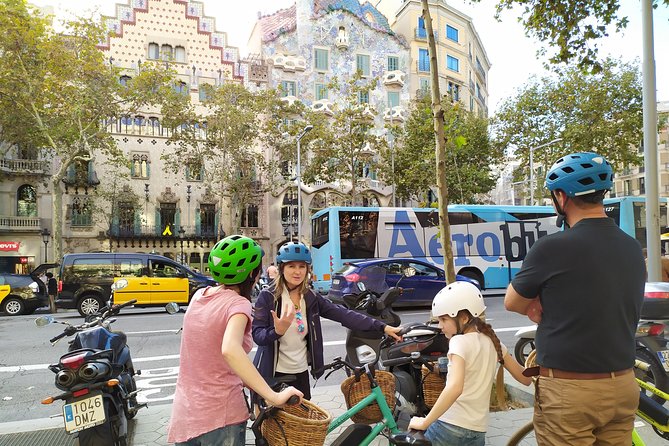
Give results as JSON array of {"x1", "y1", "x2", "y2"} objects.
[{"x1": 390, "y1": 431, "x2": 431, "y2": 446}]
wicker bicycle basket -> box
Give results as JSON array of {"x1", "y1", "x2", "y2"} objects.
[
  {"x1": 340, "y1": 370, "x2": 395, "y2": 424},
  {"x1": 261, "y1": 399, "x2": 331, "y2": 446},
  {"x1": 421, "y1": 365, "x2": 446, "y2": 408}
]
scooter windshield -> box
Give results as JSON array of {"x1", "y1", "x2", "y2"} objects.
[{"x1": 358, "y1": 266, "x2": 389, "y2": 295}]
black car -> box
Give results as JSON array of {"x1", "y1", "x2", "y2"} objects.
[
  {"x1": 57, "y1": 253, "x2": 217, "y2": 316},
  {"x1": 0, "y1": 263, "x2": 58, "y2": 316}
]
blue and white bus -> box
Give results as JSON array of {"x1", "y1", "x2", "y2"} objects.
[
  {"x1": 604, "y1": 196, "x2": 669, "y2": 248},
  {"x1": 310, "y1": 205, "x2": 559, "y2": 293}
]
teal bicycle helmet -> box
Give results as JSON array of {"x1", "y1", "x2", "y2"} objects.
[
  {"x1": 208, "y1": 235, "x2": 263, "y2": 285},
  {"x1": 276, "y1": 242, "x2": 312, "y2": 265},
  {"x1": 545, "y1": 152, "x2": 613, "y2": 197}
]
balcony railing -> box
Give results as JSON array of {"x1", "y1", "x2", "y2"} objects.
[
  {"x1": 0, "y1": 216, "x2": 42, "y2": 231},
  {"x1": 416, "y1": 61, "x2": 430, "y2": 73},
  {"x1": 0, "y1": 159, "x2": 51, "y2": 175},
  {"x1": 108, "y1": 224, "x2": 218, "y2": 238},
  {"x1": 414, "y1": 28, "x2": 438, "y2": 41}
]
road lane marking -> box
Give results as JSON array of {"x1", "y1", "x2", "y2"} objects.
[{"x1": 0, "y1": 325, "x2": 531, "y2": 373}]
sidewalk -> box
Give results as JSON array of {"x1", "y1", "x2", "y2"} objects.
[{"x1": 0, "y1": 375, "x2": 664, "y2": 445}]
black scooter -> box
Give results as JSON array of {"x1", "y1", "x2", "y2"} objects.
[
  {"x1": 36, "y1": 279, "x2": 144, "y2": 446},
  {"x1": 341, "y1": 265, "x2": 408, "y2": 368}
]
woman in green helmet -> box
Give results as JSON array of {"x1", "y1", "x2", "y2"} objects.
[{"x1": 167, "y1": 235, "x2": 302, "y2": 446}]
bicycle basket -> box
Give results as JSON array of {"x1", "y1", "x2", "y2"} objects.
[
  {"x1": 341, "y1": 370, "x2": 395, "y2": 424},
  {"x1": 421, "y1": 364, "x2": 445, "y2": 408},
  {"x1": 261, "y1": 399, "x2": 331, "y2": 446}
]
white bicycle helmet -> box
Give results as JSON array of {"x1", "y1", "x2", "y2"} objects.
[{"x1": 432, "y1": 281, "x2": 486, "y2": 318}]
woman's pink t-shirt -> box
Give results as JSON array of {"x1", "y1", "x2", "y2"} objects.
[{"x1": 167, "y1": 287, "x2": 253, "y2": 443}]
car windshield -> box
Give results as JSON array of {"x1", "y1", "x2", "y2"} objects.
[{"x1": 358, "y1": 265, "x2": 389, "y2": 294}]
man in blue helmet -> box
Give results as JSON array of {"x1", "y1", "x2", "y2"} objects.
[{"x1": 504, "y1": 152, "x2": 645, "y2": 445}]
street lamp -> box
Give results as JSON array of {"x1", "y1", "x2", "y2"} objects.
[
  {"x1": 529, "y1": 138, "x2": 563, "y2": 206},
  {"x1": 178, "y1": 227, "x2": 185, "y2": 264},
  {"x1": 40, "y1": 228, "x2": 51, "y2": 263},
  {"x1": 296, "y1": 124, "x2": 313, "y2": 242}
]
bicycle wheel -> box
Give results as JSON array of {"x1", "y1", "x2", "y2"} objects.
[{"x1": 506, "y1": 421, "x2": 535, "y2": 446}]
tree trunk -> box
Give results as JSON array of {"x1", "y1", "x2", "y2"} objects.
[
  {"x1": 421, "y1": 0, "x2": 456, "y2": 283},
  {"x1": 51, "y1": 177, "x2": 64, "y2": 265}
]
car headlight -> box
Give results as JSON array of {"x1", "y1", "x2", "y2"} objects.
[{"x1": 29, "y1": 281, "x2": 39, "y2": 293}]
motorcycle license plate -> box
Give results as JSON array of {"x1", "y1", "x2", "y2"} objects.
[
  {"x1": 332, "y1": 279, "x2": 340, "y2": 285},
  {"x1": 657, "y1": 350, "x2": 669, "y2": 373},
  {"x1": 63, "y1": 394, "x2": 105, "y2": 433}
]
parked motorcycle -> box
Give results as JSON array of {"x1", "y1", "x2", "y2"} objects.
[
  {"x1": 251, "y1": 275, "x2": 272, "y2": 302},
  {"x1": 36, "y1": 279, "x2": 144, "y2": 446},
  {"x1": 341, "y1": 265, "x2": 410, "y2": 368}
]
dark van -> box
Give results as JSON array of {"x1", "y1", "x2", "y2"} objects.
[{"x1": 56, "y1": 253, "x2": 217, "y2": 316}]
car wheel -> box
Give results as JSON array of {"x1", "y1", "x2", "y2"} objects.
[
  {"x1": 2, "y1": 297, "x2": 25, "y2": 316},
  {"x1": 78, "y1": 296, "x2": 103, "y2": 317}
]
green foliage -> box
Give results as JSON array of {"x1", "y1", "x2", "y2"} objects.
[
  {"x1": 474, "y1": 0, "x2": 669, "y2": 72},
  {"x1": 379, "y1": 95, "x2": 500, "y2": 204},
  {"x1": 492, "y1": 58, "x2": 644, "y2": 185}
]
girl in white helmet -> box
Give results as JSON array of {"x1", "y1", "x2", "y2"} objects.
[{"x1": 408, "y1": 281, "x2": 531, "y2": 445}]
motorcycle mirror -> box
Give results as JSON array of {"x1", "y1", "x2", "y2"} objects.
[
  {"x1": 35, "y1": 316, "x2": 54, "y2": 327},
  {"x1": 355, "y1": 345, "x2": 377, "y2": 364},
  {"x1": 111, "y1": 278, "x2": 129, "y2": 291},
  {"x1": 357, "y1": 281, "x2": 366, "y2": 292},
  {"x1": 165, "y1": 302, "x2": 180, "y2": 314},
  {"x1": 403, "y1": 267, "x2": 416, "y2": 278}
]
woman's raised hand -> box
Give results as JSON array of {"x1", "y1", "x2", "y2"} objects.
[{"x1": 272, "y1": 300, "x2": 295, "y2": 336}]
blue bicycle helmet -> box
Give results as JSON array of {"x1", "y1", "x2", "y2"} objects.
[
  {"x1": 276, "y1": 242, "x2": 312, "y2": 265},
  {"x1": 545, "y1": 152, "x2": 613, "y2": 197}
]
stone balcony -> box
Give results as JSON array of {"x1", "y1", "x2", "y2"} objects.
[
  {"x1": 0, "y1": 216, "x2": 43, "y2": 232},
  {"x1": 0, "y1": 159, "x2": 51, "y2": 175}
]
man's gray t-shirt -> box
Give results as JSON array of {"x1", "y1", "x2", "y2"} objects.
[{"x1": 511, "y1": 217, "x2": 645, "y2": 372}]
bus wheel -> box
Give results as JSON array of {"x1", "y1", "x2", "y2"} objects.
[{"x1": 459, "y1": 270, "x2": 483, "y2": 289}]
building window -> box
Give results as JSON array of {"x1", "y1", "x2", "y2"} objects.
[
  {"x1": 131, "y1": 154, "x2": 150, "y2": 179},
  {"x1": 417, "y1": 17, "x2": 427, "y2": 39},
  {"x1": 175, "y1": 46, "x2": 186, "y2": 63},
  {"x1": 388, "y1": 91, "x2": 400, "y2": 108},
  {"x1": 447, "y1": 82, "x2": 460, "y2": 101},
  {"x1": 314, "y1": 48, "x2": 329, "y2": 71},
  {"x1": 281, "y1": 189, "x2": 298, "y2": 235},
  {"x1": 148, "y1": 42, "x2": 160, "y2": 60},
  {"x1": 16, "y1": 184, "x2": 37, "y2": 217},
  {"x1": 119, "y1": 75, "x2": 131, "y2": 87},
  {"x1": 134, "y1": 115, "x2": 145, "y2": 134},
  {"x1": 419, "y1": 77, "x2": 430, "y2": 92},
  {"x1": 199, "y1": 84, "x2": 212, "y2": 101},
  {"x1": 418, "y1": 49, "x2": 430, "y2": 72},
  {"x1": 161, "y1": 44, "x2": 173, "y2": 61},
  {"x1": 639, "y1": 177, "x2": 646, "y2": 194},
  {"x1": 447, "y1": 55, "x2": 459, "y2": 72},
  {"x1": 200, "y1": 204, "x2": 216, "y2": 236},
  {"x1": 280, "y1": 80, "x2": 296, "y2": 97},
  {"x1": 358, "y1": 91, "x2": 369, "y2": 104},
  {"x1": 387, "y1": 56, "x2": 399, "y2": 72},
  {"x1": 174, "y1": 81, "x2": 188, "y2": 95},
  {"x1": 148, "y1": 117, "x2": 160, "y2": 136},
  {"x1": 315, "y1": 83, "x2": 328, "y2": 100},
  {"x1": 356, "y1": 54, "x2": 370, "y2": 77},
  {"x1": 160, "y1": 203, "x2": 176, "y2": 233},
  {"x1": 446, "y1": 25, "x2": 459, "y2": 42},
  {"x1": 241, "y1": 204, "x2": 259, "y2": 228},
  {"x1": 71, "y1": 197, "x2": 92, "y2": 226},
  {"x1": 118, "y1": 202, "x2": 135, "y2": 236}
]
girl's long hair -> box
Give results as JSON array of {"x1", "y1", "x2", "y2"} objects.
[
  {"x1": 273, "y1": 262, "x2": 311, "y2": 301},
  {"x1": 237, "y1": 266, "x2": 262, "y2": 301},
  {"x1": 459, "y1": 310, "x2": 509, "y2": 410}
]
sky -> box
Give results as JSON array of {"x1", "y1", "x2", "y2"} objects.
[{"x1": 28, "y1": 0, "x2": 669, "y2": 114}]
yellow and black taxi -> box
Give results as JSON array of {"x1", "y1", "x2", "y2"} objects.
[
  {"x1": 0, "y1": 263, "x2": 58, "y2": 316},
  {"x1": 56, "y1": 253, "x2": 216, "y2": 316}
]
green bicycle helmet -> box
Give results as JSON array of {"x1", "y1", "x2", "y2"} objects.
[{"x1": 208, "y1": 235, "x2": 263, "y2": 285}]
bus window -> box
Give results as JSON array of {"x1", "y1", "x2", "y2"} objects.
[
  {"x1": 312, "y1": 213, "x2": 329, "y2": 248},
  {"x1": 339, "y1": 211, "x2": 378, "y2": 259},
  {"x1": 634, "y1": 202, "x2": 647, "y2": 247},
  {"x1": 604, "y1": 203, "x2": 621, "y2": 226}
]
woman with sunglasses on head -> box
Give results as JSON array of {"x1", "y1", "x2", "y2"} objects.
[
  {"x1": 167, "y1": 235, "x2": 302, "y2": 446},
  {"x1": 252, "y1": 242, "x2": 402, "y2": 400}
]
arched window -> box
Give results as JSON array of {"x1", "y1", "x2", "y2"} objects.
[
  {"x1": 174, "y1": 81, "x2": 188, "y2": 96},
  {"x1": 175, "y1": 46, "x2": 186, "y2": 63},
  {"x1": 119, "y1": 75, "x2": 132, "y2": 87},
  {"x1": 132, "y1": 153, "x2": 149, "y2": 179},
  {"x1": 134, "y1": 115, "x2": 145, "y2": 134},
  {"x1": 17, "y1": 184, "x2": 37, "y2": 217},
  {"x1": 161, "y1": 44, "x2": 173, "y2": 61},
  {"x1": 148, "y1": 42, "x2": 160, "y2": 60},
  {"x1": 241, "y1": 204, "x2": 259, "y2": 228}
]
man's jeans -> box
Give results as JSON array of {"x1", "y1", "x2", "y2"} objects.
[
  {"x1": 175, "y1": 422, "x2": 245, "y2": 446},
  {"x1": 425, "y1": 420, "x2": 485, "y2": 446}
]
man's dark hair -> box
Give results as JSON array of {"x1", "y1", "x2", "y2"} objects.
[{"x1": 571, "y1": 190, "x2": 607, "y2": 206}]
